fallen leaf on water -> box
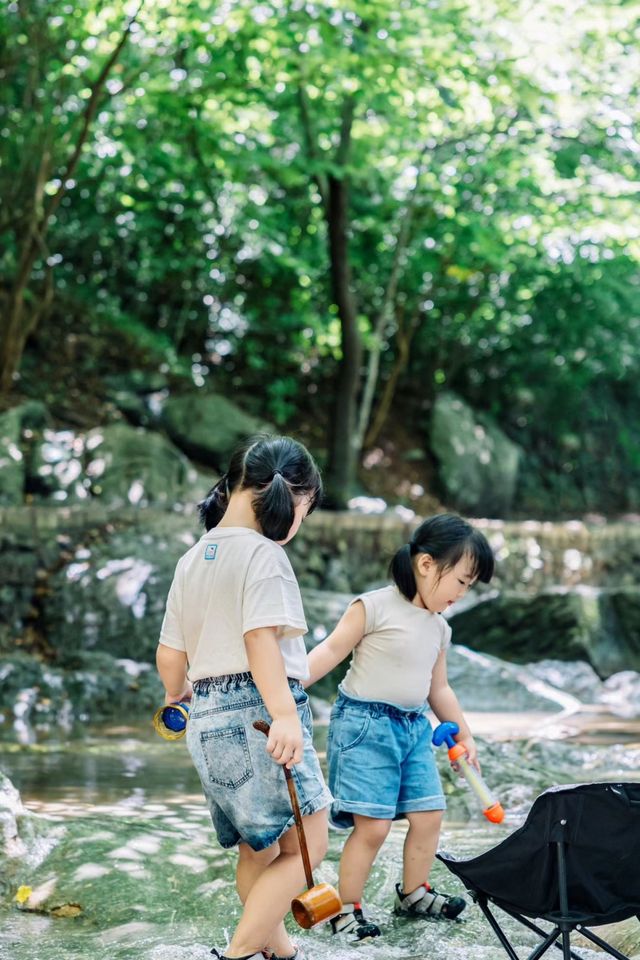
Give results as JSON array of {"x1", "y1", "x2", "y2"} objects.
[
  {"x1": 14, "y1": 886, "x2": 32, "y2": 905},
  {"x1": 49, "y1": 903, "x2": 83, "y2": 918}
]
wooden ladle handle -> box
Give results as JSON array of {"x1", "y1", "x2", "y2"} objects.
[{"x1": 253, "y1": 719, "x2": 315, "y2": 891}]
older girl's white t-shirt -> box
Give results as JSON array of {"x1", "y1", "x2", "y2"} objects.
[
  {"x1": 158, "y1": 527, "x2": 309, "y2": 681},
  {"x1": 340, "y1": 584, "x2": 451, "y2": 708}
]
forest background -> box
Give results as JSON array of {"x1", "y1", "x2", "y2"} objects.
[{"x1": 1, "y1": 0, "x2": 639, "y2": 517}]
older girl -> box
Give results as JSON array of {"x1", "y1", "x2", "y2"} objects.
[{"x1": 157, "y1": 435, "x2": 331, "y2": 960}]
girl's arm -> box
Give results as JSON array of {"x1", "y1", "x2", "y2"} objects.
[
  {"x1": 245, "y1": 626, "x2": 303, "y2": 769},
  {"x1": 427, "y1": 648, "x2": 478, "y2": 765},
  {"x1": 304, "y1": 600, "x2": 365, "y2": 688},
  {"x1": 156, "y1": 644, "x2": 192, "y2": 704}
]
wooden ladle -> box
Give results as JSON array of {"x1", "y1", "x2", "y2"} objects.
[{"x1": 253, "y1": 719, "x2": 342, "y2": 928}]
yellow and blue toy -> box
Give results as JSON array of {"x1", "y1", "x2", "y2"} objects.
[{"x1": 153, "y1": 701, "x2": 190, "y2": 740}]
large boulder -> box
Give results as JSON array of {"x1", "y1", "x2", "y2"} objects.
[
  {"x1": 430, "y1": 392, "x2": 521, "y2": 516},
  {"x1": 450, "y1": 586, "x2": 640, "y2": 678},
  {"x1": 42, "y1": 517, "x2": 198, "y2": 663},
  {"x1": 25, "y1": 419, "x2": 203, "y2": 506},
  {"x1": 83, "y1": 423, "x2": 201, "y2": 506},
  {"x1": 161, "y1": 393, "x2": 272, "y2": 467}
]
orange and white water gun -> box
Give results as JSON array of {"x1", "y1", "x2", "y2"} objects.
[{"x1": 432, "y1": 721, "x2": 504, "y2": 823}]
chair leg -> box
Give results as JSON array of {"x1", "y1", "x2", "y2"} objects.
[
  {"x1": 527, "y1": 926, "x2": 562, "y2": 960},
  {"x1": 577, "y1": 926, "x2": 631, "y2": 960},
  {"x1": 513, "y1": 914, "x2": 584, "y2": 960},
  {"x1": 476, "y1": 899, "x2": 522, "y2": 960}
]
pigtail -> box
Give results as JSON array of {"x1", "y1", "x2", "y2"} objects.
[
  {"x1": 198, "y1": 475, "x2": 229, "y2": 531},
  {"x1": 392, "y1": 514, "x2": 495, "y2": 594},
  {"x1": 390, "y1": 542, "x2": 417, "y2": 601},
  {"x1": 197, "y1": 434, "x2": 321, "y2": 541},
  {"x1": 252, "y1": 472, "x2": 295, "y2": 542}
]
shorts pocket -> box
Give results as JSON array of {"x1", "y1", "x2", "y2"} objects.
[
  {"x1": 199, "y1": 725, "x2": 254, "y2": 789},
  {"x1": 338, "y1": 710, "x2": 371, "y2": 752},
  {"x1": 298, "y1": 698, "x2": 313, "y2": 736}
]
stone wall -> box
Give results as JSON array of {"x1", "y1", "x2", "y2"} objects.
[
  {"x1": 290, "y1": 512, "x2": 640, "y2": 595},
  {"x1": 1, "y1": 505, "x2": 639, "y2": 729},
  {"x1": 2, "y1": 503, "x2": 640, "y2": 606}
]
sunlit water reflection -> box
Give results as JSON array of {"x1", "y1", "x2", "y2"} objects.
[{"x1": 1, "y1": 715, "x2": 638, "y2": 960}]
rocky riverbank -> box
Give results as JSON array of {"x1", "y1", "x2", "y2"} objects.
[{"x1": 1, "y1": 504, "x2": 640, "y2": 734}]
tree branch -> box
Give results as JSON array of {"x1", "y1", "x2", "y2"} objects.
[
  {"x1": 44, "y1": 2, "x2": 143, "y2": 222},
  {"x1": 355, "y1": 142, "x2": 430, "y2": 449},
  {"x1": 296, "y1": 85, "x2": 329, "y2": 208}
]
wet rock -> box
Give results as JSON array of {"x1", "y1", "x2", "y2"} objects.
[
  {"x1": 0, "y1": 651, "x2": 163, "y2": 731},
  {"x1": 43, "y1": 521, "x2": 197, "y2": 663},
  {"x1": 600, "y1": 671, "x2": 640, "y2": 718},
  {"x1": 522, "y1": 659, "x2": 605, "y2": 703},
  {"x1": 0, "y1": 772, "x2": 27, "y2": 862},
  {"x1": 0, "y1": 772, "x2": 55, "y2": 893},
  {"x1": 449, "y1": 586, "x2": 640, "y2": 678},
  {"x1": 447, "y1": 647, "x2": 573, "y2": 713}
]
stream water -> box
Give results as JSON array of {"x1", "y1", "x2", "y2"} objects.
[{"x1": 1, "y1": 691, "x2": 639, "y2": 960}]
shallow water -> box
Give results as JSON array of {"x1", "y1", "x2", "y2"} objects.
[{"x1": 2, "y1": 713, "x2": 639, "y2": 960}]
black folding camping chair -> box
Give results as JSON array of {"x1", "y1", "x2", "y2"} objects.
[{"x1": 438, "y1": 782, "x2": 640, "y2": 960}]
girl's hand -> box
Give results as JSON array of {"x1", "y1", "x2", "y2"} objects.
[
  {"x1": 266, "y1": 713, "x2": 304, "y2": 769},
  {"x1": 457, "y1": 734, "x2": 479, "y2": 769},
  {"x1": 164, "y1": 680, "x2": 192, "y2": 706}
]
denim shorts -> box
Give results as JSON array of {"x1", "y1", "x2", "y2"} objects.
[
  {"x1": 327, "y1": 688, "x2": 446, "y2": 828},
  {"x1": 186, "y1": 673, "x2": 332, "y2": 851}
]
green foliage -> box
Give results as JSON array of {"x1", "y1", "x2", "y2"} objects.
[{"x1": 1, "y1": 0, "x2": 639, "y2": 512}]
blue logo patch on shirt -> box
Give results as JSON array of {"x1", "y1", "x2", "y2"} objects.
[{"x1": 204, "y1": 543, "x2": 218, "y2": 560}]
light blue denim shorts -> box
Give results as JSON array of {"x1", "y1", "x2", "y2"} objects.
[
  {"x1": 327, "y1": 688, "x2": 445, "y2": 828},
  {"x1": 187, "y1": 673, "x2": 331, "y2": 851}
]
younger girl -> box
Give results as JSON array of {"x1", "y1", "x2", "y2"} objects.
[
  {"x1": 156, "y1": 435, "x2": 332, "y2": 960},
  {"x1": 305, "y1": 513, "x2": 494, "y2": 941}
]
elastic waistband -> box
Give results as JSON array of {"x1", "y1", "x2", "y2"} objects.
[
  {"x1": 337, "y1": 687, "x2": 426, "y2": 720},
  {"x1": 193, "y1": 673, "x2": 303, "y2": 695}
]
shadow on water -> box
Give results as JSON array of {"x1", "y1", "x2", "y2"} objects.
[{"x1": 2, "y1": 712, "x2": 639, "y2": 960}]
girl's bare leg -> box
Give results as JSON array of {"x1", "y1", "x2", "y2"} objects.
[
  {"x1": 338, "y1": 814, "x2": 392, "y2": 904},
  {"x1": 236, "y1": 842, "x2": 295, "y2": 958},
  {"x1": 402, "y1": 809, "x2": 443, "y2": 893},
  {"x1": 226, "y1": 809, "x2": 328, "y2": 958}
]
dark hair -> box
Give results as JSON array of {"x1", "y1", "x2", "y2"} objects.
[
  {"x1": 198, "y1": 435, "x2": 322, "y2": 541},
  {"x1": 390, "y1": 513, "x2": 494, "y2": 602}
]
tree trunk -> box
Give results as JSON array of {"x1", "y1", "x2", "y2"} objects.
[
  {"x1": 323, "y1": 172, "x2": 362, "y2": 508},
  {"x1": 0, "y1": 290, "x2": 28, "y2": 399},
  {"x1": 365, "y1": 307, "x2": 420, "y2": 448}
]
